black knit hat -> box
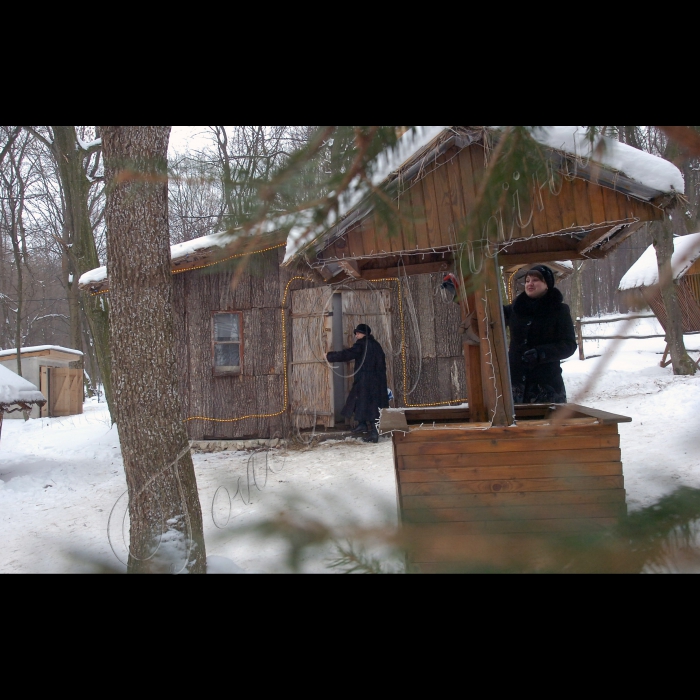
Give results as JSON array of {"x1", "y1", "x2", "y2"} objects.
[
  {"x1": 525, "y1": 265, "x2": 555, "y2": 290},
  {"x1": 354, "y1": 324, "x2": 372, "y2": 336}
]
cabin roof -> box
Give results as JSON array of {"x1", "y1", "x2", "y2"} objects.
[
  {"x1": 0, "y1": 364, "x2": 46, "y2": 409},
  {"x1": 283, "y1": 126, "x2": 685, "y2": 267},
  {"x1": 0, "y1": 345, "x2": 84, "y2": 362},
  {"x1": 78, "y1": 229, "x2": 288, "y2": 295},
  {"x1": 619, "y1": 232, "x2": 700, "y2": 291}
]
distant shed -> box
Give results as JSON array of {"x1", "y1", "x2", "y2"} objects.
[
  {"x1": 0, "y1": 346, "x2": 84, "y2": 419},
  {"x1": 619, "y1": 232, "x2": 700, "y2": 330}
]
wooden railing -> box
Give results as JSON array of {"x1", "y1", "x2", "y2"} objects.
[{"x1": 575, "y1": 314, "x2": 663, "y2": 361}]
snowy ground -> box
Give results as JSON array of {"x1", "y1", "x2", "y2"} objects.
[{"x1": 2, "y1": 326, "x2": 699, "y2": 573}]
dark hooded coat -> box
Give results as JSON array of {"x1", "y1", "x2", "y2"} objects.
[
  {"x1": 327, "y1": 335, "x2": 389, "y2": 424},
  {"x1": 503, "y1": 287, "x2": 577, "y2": 404}
]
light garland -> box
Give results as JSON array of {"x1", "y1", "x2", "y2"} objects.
[
  {"x1": 186, "y1": 273, "x2": 468, "y2": 425},
  {"x1": 185, "y1": 276, "x2": 312, "y2": 424}
]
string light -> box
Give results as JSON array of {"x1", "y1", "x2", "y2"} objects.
[
  {"x1": 185, "y1": 275, "x2": 312, "y2": 424},
  {"x1": 90, "y1": 243, "x2": 469, "y2": 421}
]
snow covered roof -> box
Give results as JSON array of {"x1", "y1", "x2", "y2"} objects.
[
  {"x1": 0, "y1": 345, "x2": 83, "y2": 359},
  {"x1": 0, "y1": 364, "x2": 46, "y2": 409},
  {"x1": 79, "y1": 229, "x2": 288, "y2": 294},
  {"x1": 530, "y1": 127, "x2": 685, "y2": 195},
  {"x1": 283, "y1": 126, "x2": 684, "y2": 266},
  {"x1": 619, "y1": 232, "x2": 700, "y2": 291}
]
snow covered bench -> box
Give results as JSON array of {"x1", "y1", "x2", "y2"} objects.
[{"x1": 0, "y1": 364, "x2": 46, "y2": 444}]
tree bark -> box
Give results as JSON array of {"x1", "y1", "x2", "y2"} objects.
[
  {"x1": 101, "y1": 126, "x2": 206, "y2": 574},
  {"x1": 50, "y1": 126, "x2": 114, "y2": 416},
  {"x1": 652, "y1": 216, "x2": 696, "y2": 376}
]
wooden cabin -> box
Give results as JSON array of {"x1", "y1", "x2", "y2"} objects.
[
  {"x1": 0, "y1": 346, "x2": 83, "y2": 419},
  {"x1": 80, "y1": 229, "x2": 321, "y2": 441},
  {"x1": 285, "y1": 125, "x2": 684, "y2": 571},
  {"x1": 0, "y1": 364, "x2": 46, "y2": 444},
  {"x1": 619, "y1": 231, "x2": 700, "y2": 368}
]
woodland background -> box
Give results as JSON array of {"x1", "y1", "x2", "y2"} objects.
[{"x1": 1, "y1": 126, "x2": 698, "y2": 394}]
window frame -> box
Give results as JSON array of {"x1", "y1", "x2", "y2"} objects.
[{"x1": 211, "y1": 311, "x2": 244, "y2": 377}]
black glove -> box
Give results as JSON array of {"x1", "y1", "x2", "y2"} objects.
[{"x1": 521, "y1": 348, "x2": 540, "y2": 368}]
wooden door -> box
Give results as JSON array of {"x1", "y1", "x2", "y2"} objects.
[
  {"x1": 341, "y1": 290, "x2": 394, "y2": 404},
  {"x1": 49, "y1": 368, "x2": 83, "y2": 417},
  {"x1": 290, "y1": 287, "x2": 335, "y2": 429}
]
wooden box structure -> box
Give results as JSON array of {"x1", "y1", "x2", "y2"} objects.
[
  {"x1": 385, "y1": 405, "x2": 630, "y2": 572},
  {"x1": 0, "y1": 346, "x2": 83, "y2": 419}
]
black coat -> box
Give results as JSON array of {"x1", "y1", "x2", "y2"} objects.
[
  {"x1": 327, "y1": 335, "x2": 389, "y2": 423},
  {"x1": 503, "y1": 288, "x2": 577, "y2": 404}
]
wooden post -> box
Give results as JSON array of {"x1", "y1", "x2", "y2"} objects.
[
  {"x1": 463, "y1": 294, "x2": 487, "y2": 422},
  {"x1": 576, "y1": 319, "x2": 585, "y2": 361},
  {"x1": 474, "y1": 255, "x2": 515, "y2": 427},
  {"x1": 40, "y1": 366, "x2": 50, "y2": 418}
]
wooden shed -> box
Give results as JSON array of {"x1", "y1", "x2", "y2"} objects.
[
  {"x1": 286, "y1": 125, "x2": 683, "y2": 571},
  {"x1": 80, "y1": 229, "x2": 321, "y2": 441},
  {"x1": 0, "y1": 364, "x2": 46, "y2": 443},
  {"x1": 619, "y1": 231, "x2": 700, "y2": 368},
  {"x1": 0, "y1": 346, "x2": 83, "y2": 419}
]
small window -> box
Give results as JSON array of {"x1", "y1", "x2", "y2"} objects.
[{"x1": 213, "y1": 312, "x2": 242, "y2": 375}]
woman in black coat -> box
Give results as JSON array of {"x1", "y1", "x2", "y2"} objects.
[
  {"x1": 504, "y1": 265, "x2": 577, "y2": 405},
  {"x1": 326, "y1": 324, "x2": 389, "y2": 443}
]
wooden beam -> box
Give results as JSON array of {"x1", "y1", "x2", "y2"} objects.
[
  {"x1": 463, "y1": 294, "x2": 487, "y2": 423},
  {"x1": 576, "y1": 224, "x2": 622, "y2": 255},
  {"x1": 599, "y1": 221, "x2": 646, "y2": 255},
  {"x1": 499, "y1": 250, "x2": 587, "y2": 266},
  {"x1": 361, "y1": 260, "x2": 451, "y2": 281},
  {"x1": 471, "y1": 256, "x2": 515, "y2": 427},
  {"x1": 337, "y1": 259, "x2": 361, "y2": 279}
]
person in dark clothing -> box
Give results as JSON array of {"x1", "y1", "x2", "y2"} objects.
[
  {"x1": 504, "y1": 265, "x2": 577, "y2": 405},
  {"x1": 326, "y1": 324, "x2": 389, "y2": 443}
]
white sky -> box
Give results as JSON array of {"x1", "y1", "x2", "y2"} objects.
[{"x1": 169, "y1": 126, "x2": 213, "y2": 157}]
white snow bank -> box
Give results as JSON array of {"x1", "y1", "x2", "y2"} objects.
[
  {"x1": 0, "y1": 364, "x2": 45, "y2": 407},
  {"x1": 0, "y1": 345, "x2": 83, "y2": 359},
  {"x1": 619, "y1": 232, "x2": 700, "y2": 290},
  {"x1": 207, "y1": 555, "x2": 246, "y2": 574},
  {"x1": 531, "y1": 126, "x2": 685, "y2": 195}
]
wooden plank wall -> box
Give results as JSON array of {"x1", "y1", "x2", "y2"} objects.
[
  {"x1": 177, "y1": 248, "x2": 313, "y2": 441},
  {"x1": 338, "y1": 275, "x2": 466, "y2": 408},
  {"x1": 393, "y1": 422, "x2": 627, "y2": 572},
  {"x1": 401, "y1": 273, "x2": 466, "y2": 407}
]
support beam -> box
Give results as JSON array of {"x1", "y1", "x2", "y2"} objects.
[
  {"x1": 499, "y1": 250, "x2": 586, "y2": 266},
  {"x1": 463, "y1": 294, "x2": 487, "y2": 422},
  {"x1": 576, "y1": 224, "x2": 623, "y2": 255},
  {"x1": 337, "y1": 259, "x2": 361, "y2": 279},
  {"x1": 360, "y1": 260, "x2": 451, "y2": 281},
  {"x1": 473, "y1": 255, "x2": 515, "y2": 427}
]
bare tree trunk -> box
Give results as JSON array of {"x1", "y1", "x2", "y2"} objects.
[
  {"x1": 11, "y1": 221, "x2": 22, "y2": 376},
  {"x1": 49, "y1": 126, "x2": 114, "y2": 417},
  {"x1": 653, "y1": 217, "x2": 696, "y2": 376},
  {"x1": 101, "y1": 125, "x2": 206, "y2": 574},
  {"x1": 570, "y1": 260, "x2": 587, "y2": 321}
]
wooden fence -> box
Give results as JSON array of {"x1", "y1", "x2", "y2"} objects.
[{"x1": 575, "y1": 314, "x2": 699, "y2": 361}]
